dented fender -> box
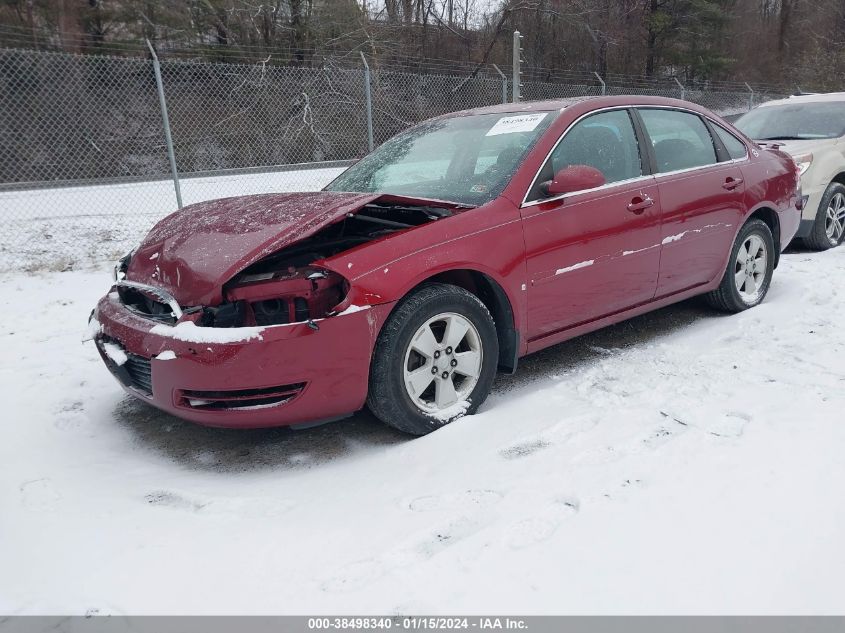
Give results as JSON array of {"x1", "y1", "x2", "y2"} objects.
[{"x1": 319, "y1": 200, "x2": 530, "y2": 354}]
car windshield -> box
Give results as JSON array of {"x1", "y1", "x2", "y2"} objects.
[
  {"x1": 734, "y1": 101, "x2": 845, "y2": 140},
  {"x1": 325, "y1": 112, "x2": 555, "y2": 205}
]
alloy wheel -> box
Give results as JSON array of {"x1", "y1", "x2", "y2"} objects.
[
  {"x1": 825, "y1": 192, "x2": 845, "y2": 245},
  {"x1": 734, "y1": 233, "x2": 768, "y2": 304},
  {"x1": 402, "y1": 312, "x2": 483, "y2": 413}
]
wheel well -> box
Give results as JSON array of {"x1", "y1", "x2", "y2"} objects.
[
  {"x1": 748, "y1": 207, "x2": 781, "y2": 267},
  {"x1": 414, "y1": 269, "x2": 519, "y2": 373},
  {"x1": 831, "y1": 172, "x2": 845, "y2": 187}
]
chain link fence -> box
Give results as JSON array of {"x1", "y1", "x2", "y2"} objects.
[{"x1": 0, "y1": 47, "x2": 789, "y2": 271}]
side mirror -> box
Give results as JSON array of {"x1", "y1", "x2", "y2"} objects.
[{"x1": 542, "y1": 165, "x2": 606, "y2": 197}]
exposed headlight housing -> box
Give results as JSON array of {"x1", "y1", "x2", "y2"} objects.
[
  {"x1": 215, "y1": 265, "x2": 346, "y2": 328},
  {"x1": 793, "y1": 152, "x2": 813, "y2": 177},
  {"x1": 113, "y1": 249, "x2": 134, "y2": 281}
]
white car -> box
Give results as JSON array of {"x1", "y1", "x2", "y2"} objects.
[{"x1": 735, "y1": 93, "x2": 845, "y2": 250}]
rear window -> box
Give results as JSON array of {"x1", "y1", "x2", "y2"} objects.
[{"x1": 734, "y1": 102, "x2": 845, "y2": 140}]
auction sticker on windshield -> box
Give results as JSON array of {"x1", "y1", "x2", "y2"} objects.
[{"x1": 485, "y1": 113, "x2": 548, "y2": 136}]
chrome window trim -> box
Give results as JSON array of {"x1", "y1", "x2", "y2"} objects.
[
  {"x1": 651, "y1": 156, "x2": 750, "y2": 180},
  {"x1": 116, "y1": 280, "x2": 183, "y2": 320},
  {"x1": 521, "y1": 173, "x2": 656, "y2": 208},
  {"x1": 521, "y1": 104, "x2": 750, "y2": 208}
]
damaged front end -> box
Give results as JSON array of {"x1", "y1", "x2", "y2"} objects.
[
  {"x1": 88, "y1": 193, "x2": 469, "y2": 428},
  {"x1": 205, "y1": 266, "x2": 345, "y2": 329},
  {"x1": 209, "y1": 200, "x2": 457, "y2": 327},
  {"x1": 110, "y1": 195, "x2": 466, "y2": 331}
]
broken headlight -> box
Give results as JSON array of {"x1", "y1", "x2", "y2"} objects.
[{"x1": 212, "y1": 266, "x2": 346, "y2": 328}]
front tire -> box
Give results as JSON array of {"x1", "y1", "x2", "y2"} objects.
[
  {"x1": 704, "y1": 218, "x2": 775, "y2": 313},
  {"x1": 367, "y1": 283, "x2": 499, "y2": 436},
  {"x1": 804, "y1": 182, "x2": 845, "y2": 251}
]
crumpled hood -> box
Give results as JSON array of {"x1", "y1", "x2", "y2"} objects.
[{"x1": 125, "y1": 191, "x2": 380, "y2": 306}]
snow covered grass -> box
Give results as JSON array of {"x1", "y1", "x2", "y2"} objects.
[
  {"x1": 1, "y1": 245, "x2": 845, "y2": 615},
  {"x1": 0, "y1": 166, "x2": 345, "y2": 272}
]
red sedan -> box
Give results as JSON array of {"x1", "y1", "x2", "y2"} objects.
[{"x1": 89, "y1": 96, "x2": 802, "y2": 435}]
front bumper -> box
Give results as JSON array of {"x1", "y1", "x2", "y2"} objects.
[
  {"x1": 92, "y1": 293, "x2": 394, "y2": 429},
  {"x1": 780, "y1": 196, "x2": 803, "y2": 249}
]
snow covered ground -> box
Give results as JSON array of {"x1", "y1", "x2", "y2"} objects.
[
  {"x1": 1, "y1": 244, "x2": 844, "y2": 615},
  {"x1": 0, "y1": 166, "x2": 346, "y2": 272}
]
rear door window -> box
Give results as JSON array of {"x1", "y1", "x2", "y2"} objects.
[
  {"x1": 712, "y1": 124, "x2": 748, "y2": 160},
  {"x1": 638, "y1": 109, "x2": 718, "y2": 173}
]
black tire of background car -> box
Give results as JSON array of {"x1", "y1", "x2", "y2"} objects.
[
  {"x1": 704, "y1": 218, "x2": 775, "y2": 313},
  {"x1": 367, "y1": 283, "x2": 499, "y2": 436},
  {"x1": 803, "y1": 182, "x2": 845, "y2": 251}
]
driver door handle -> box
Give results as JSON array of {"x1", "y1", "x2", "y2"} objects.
[{"x1": 627, "y1": 195, "x2": 654, "y2": 214}]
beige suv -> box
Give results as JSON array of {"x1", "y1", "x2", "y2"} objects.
[{"x1": 735, "y1": 93, "x2": 845, "y2": 250}]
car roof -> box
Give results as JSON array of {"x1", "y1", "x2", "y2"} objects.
[
  {"x1": 452, "y1": 96, "x2": 594, "y2": 115},
  {"x1": 442, "y1": 95, "x2": 715, "y2": 118},
  {"x1": 758, "y1": 92, "x2": 845, "y2": 107}
]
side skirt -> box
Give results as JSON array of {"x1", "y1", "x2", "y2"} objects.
[{"x1": 524, "y1": 282, "x2": 716, "y2": 356}]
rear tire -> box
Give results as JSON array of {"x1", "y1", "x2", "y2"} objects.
[
  {"x1": 367, "y1": 283, "x2": 499, "y2": 436},
  {"x1": 804, "y1": 182, "x2": 845, "y2": 251},
  {"x1": 704, "y1": 218, "x2": 775, "y2": 313}
]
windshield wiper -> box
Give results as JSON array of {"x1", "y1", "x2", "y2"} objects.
[
  {"x1": 756, "y1": 135, "x2": 813, "y2": 141},
  {"x1": 348, "y1": 213, "x2": 413, "y2": 229}
]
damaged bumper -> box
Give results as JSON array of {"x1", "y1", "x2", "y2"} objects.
[{"x1": 92, "y1": 293, "x2": 394, "y2": 429}]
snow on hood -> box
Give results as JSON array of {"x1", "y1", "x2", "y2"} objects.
[{"x1": 125, "y1": 191, "x2": 380, "y2": 306}]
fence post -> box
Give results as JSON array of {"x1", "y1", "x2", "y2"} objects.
[
  {"x1": 593, "y1": 71, "x2": 606, "y2": 96},
  {"x1": 360, "y1": 52, "x2": 375, "y2": 153},
  {"x1": 492, "y1": 64, "x2": 508, "y2": 104},
  {"x1": 512, "y1": 31, "x2": 523, "y2": 103},
  {"x1": 673, "y1": 77, "x2": 685, "y2": 101},
  {"x1": 145, "y1": 39, "x2": 182, "y2": 209},
  {"x1": 744, "y1": 82, "x2": 755, "y2": 110}
]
